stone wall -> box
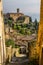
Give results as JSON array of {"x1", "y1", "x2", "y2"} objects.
[
  {"x1": 6, "y1": 46, "x2": 20, "y2": 62},
  {"x1": 4, "y1": 12, "x2": 30, "y2": 24},
  {"x1": 23, "y1": 16, "x2": 30, "y2": 24},
  {"x1": 0, "y1": 0, "x2": 6, "y2": 65},
  {"x1": 6, "y1": 46, "x2": 12, "y2": 62}
]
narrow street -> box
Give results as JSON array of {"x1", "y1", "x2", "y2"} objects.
[{"x1": 6, "y1": 57, "x2": 29, "y2": 65}]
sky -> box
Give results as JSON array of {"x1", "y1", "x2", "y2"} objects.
[{"x1": 3, "y1": 0, "x2": 41, "y2": 21}]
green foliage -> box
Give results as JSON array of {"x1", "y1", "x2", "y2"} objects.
[
  {"x1": 13, "y1": 24, "x2": 17, "y2": 29},
  {"x1": 22, "y1": 24, "x2": 27, "y2": 28},
  {"x1": 19, "y1": 28, "x2": 26, "y2": 34},
  {"x1": 15, "y1": 45, "x2": 19, "y2": 48},
  {"x1": 13, "y1": 23, "x2": 32, "y2": 35},
  {"x1": 26, "y1": 29, "x2": 31, "y2": 35},
  {"x1": 8, "y1": 17, "x2": 14, "y2": 26},
  {"x1": 6, "y1": 39, "x2": 15, "y2": 48},
  {"x1": 16, "y1": 25, "x2": 21, "y2": 30},
  {"x1": 34, "y1": 19, "x2": 38, "y2": 30},
  {"x1": 8, "y1": 20, "x2": 12, "y2": 26},
  {"x1": 6, "y1": 17, "x2": 39, "y2": 35},
  {"x1": 29, "y1": 17, "x2": 32, "y2": 24},
  {"x1": 5, "y1": 17, "x2": 14, "y2": 27}
]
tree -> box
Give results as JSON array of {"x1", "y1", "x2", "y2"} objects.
[
  {"x1": 6, "y1": 39, "x2": 15, "y2": 48},
  {"x1": 19, "y1": 28, "x2": 25, "y2": 34},
  {"x1": 29, "y1": 17, "x2": 32, "y2": 24},
  {"x1": 26, "y1": 30, "x2": 31, "y2": 35},
  {"x1": 8, "y1": 17, "x2": 14, "y2": 27},
  {"x1": 13, "y1": 24, "x2": 17, "y2": 29},
  {"x1": 17, "y1": 25, "x2": 21, "y2": 30},
  {"x1": 34, "y1": 19, "x2": 39, "y2": 33}
]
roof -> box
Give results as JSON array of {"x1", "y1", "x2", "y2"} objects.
[
  {"x1": 16, "y1": 34, "x2": 36, "y2": 41},
  {"x1": 5, "y1": 13, "x2": 24, "y2": 16}
]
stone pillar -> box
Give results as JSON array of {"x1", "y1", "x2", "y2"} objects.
[
  {"x1": 0, "y1": 0, "x2": 6, "y2": 65},
  {"x1": 38, "y1": 0, "x2": 43, "y2": 65}
]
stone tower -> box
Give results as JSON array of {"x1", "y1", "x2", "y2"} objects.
[
  {"x1": 17, "y1": 8, "x2": 19, "y2": 13},
  {"x1": 38, "y1": 0, "x2": 43, "y2": 65},
  {"x1": 0, "y1": 0, "x2": 6, "y2": 65}
]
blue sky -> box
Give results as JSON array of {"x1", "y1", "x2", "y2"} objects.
[{"x1": 3, "y1": 0, "x2": 40, "y2": 21}]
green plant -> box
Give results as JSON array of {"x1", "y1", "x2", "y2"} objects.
[
  {"x1": 19, "y1": 28, "x2": 25, "y2": 35},
  {"x1": 6, "y1": 39, "x2": 15, "y2": 48},
  {"x1": 13, "y1": 24, "x2": 17, "y2": 29},
  {"x1": 7, "y1": 17, "x2": 14, "y2": 26},
  {"x1": 15, "y1": 45, "x2": 19, "y2": 48}
]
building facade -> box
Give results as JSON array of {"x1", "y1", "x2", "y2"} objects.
[
  {"x1": 4, "y1": 9, "x2": 30, "y2": 24},
  {"x1": 37, "y1": 0, "x2": 43, "y2": 65},
  {"x1": 0, "y1": 0, "x2": 6, "y2": 65}
]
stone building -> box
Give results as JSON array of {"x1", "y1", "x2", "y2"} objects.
[
  {"x1": 23, "y1": 16, "x2": 30, "y2": 24},
  {"x1": 4, "y1": 9, "x2": 30, "y2": 24},
  {"x1": 0, "y1": 0, "x2": 6, "y2": 65},
  {"x1": 4, "y1": 9, "x2": 24, "y2": 22}
]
